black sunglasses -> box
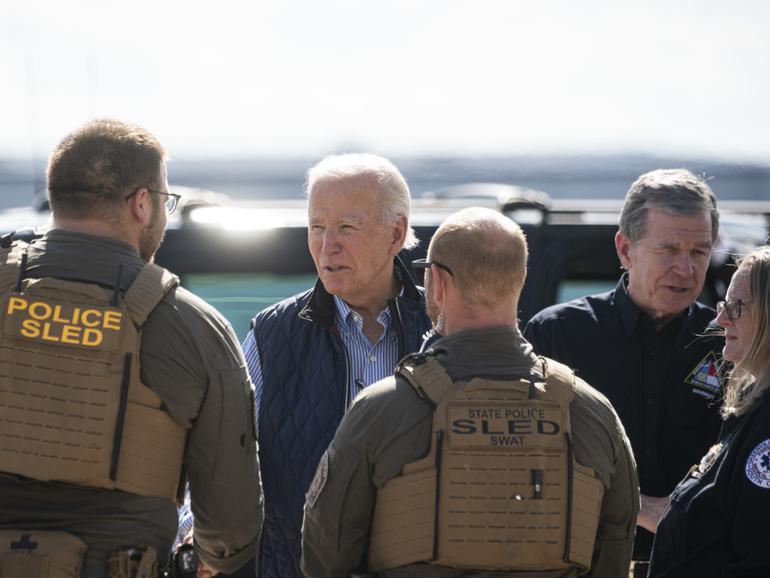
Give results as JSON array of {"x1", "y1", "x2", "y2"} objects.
[{"x1": 412, "y1": 258, "x2": 454, "y2": 277}]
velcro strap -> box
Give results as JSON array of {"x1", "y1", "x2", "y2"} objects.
[
  {"x1": 123, "y1": 263, "x2": 179, "y2": 326},
  {"x1": 0, "y1": 243, "x2": 27, "y2": 294},
  {"x1": 541, "y1": 357, "x2": 576, "y2": 402},
  {"x1": 541, "y1": 356, "x2": 575, "y2": 434},
  {"x1": 398, "y1": 358, "x2": 455, "y2": 406}
]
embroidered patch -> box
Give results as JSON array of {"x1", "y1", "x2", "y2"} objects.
[
  {"x1": 306, "y1": 452, "x2": 329, "y2": 508},
  {"x1": 745, "y1": 439, "x2": 770, "y2": 489},
  {"x1": 686, "y1": 351, "x2": 721, "y2": 398}
]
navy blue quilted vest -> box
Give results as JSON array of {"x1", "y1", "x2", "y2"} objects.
[{"x1": 251, "y1": 257, "x2": 431, "y2": 578}]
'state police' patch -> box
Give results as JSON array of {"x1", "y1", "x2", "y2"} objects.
[
  {"x1": 745, "y1": 438, "x2": 770, "y2": 489},
  {"x1": 306, "y1": 452, "x2": 329, "y2": 508}
]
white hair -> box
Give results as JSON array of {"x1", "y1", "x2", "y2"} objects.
[{"x1": 305, "y1": 153, "x2": 419, "y2": 250}]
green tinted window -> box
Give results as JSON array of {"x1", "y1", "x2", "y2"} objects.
[
  {"x1": 556, "y1": 280, "x2": 616, "y2": 304},
  {"x1": 184, "y1": 273, "x2": 318, "y2": 338}
]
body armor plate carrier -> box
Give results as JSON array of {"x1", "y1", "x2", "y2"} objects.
[
  {"x1": 368, "y1": 353, "x2": 604, "y2": 573},
  {"x1": 0, "y1": 242, "x2": 186, "y2": 501}
]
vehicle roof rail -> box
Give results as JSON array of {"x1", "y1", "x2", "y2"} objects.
[
  {"x1": 499, "y1": 186, "x2": 551, "y2": 226},
  {"x1": 500, "y1": 188, "x2": 551, "y2": 213}
]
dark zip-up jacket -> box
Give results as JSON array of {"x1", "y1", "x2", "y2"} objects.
[
  {"x1": 649, "y1": 388, "x2": 770, "y2": 577},
  {"x1": 250, "y1": 256, "x2": 431, "y2": 578}
]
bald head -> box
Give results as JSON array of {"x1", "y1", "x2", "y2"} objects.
[{"x1": 429, "y1": 207, "x2": 528, "y2": 310}]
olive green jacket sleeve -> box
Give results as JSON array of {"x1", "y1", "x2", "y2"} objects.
[
  {"x1": 142, "y1": 288, "x2": 264, "y2": 575},
  {"x1": 571, "y1": 380, "x2": 640, "y2": 578},
  {"x1": 301, "y1": 377, "x2": 434, "y2": 578},
  {"x1": 301, "y1": 439, "x2": 373, "y2": 578}
]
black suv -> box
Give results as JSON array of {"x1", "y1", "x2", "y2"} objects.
[{"x1": 2, "y1": 183, "x2": 769, "y2": 337}]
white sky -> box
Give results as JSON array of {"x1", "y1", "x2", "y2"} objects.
[{"x1": 2, "y1": 0, "x2": 769, "y2": 160}]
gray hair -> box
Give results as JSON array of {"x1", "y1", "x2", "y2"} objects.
[
  {"x1": 619, "y1": 169, "x2": 719, "y2": 244},
  {"x1": 305, "y1": 153, "x2": 418, "y2": 250}
]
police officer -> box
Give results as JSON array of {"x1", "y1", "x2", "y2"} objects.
[
  {"x1": 524, "y1": 169, "x2": 723, "y2": 576},
  {"x1": 301, "y1": 207, "x2": 639, "y2": 578},
  {"x1": 648, "y1": 245, "x2": 770, "y2": 577},
  {"x1": 0, "y1": 119, "x2": 263, "y2": 577}
]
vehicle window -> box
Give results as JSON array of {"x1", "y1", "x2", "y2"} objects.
[
  {"x1": 556, "y1": 280, "x2": 616, "y2": 304},
  {"x1": 184, "y1": 273, "x2": 317, "y2": 338}
]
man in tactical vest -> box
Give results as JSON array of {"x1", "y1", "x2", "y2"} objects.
[
  {"x1": 301, "y1": 207, "x2": 639, "y2": 578},
  {"x1": 0, "y1": 119, "x2": 263, "y2": 578}
]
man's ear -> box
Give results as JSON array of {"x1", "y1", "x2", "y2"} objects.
[
  {"x1": 389, "y1": 215, "x2": 408, "y2": 256},
  {"x1": 615, "y1": 231, "x2": 633, "y2": 270},
  {"x1": 430, "y1": 265, "x2": 448, "y2": 308},
  {"x1": 127, "y1": 187, "x2": 153, "y2": 226}
]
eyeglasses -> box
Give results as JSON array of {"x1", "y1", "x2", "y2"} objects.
[
  {"x1": 716, "y1": 299, "x2": 751, "y2": 320},
  {"x1": 124, "y1": 187, "x2": 182, "y2": 215},
  {"x1": 412, "y1": 258, "x2": 454, "y2": 277}
]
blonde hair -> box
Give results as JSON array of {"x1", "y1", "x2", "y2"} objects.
[
  {"x1": 429, "y1": 207, "x2": 528, "y2": 309},
  {"x1": 722, "y1": 245, "x2": 770, "y2": 417}
]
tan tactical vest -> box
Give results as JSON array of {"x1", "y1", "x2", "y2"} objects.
[
  {"x1": 368, "y1": 354, "x2": 604, "y2": 573},
  {"x1": 0, "y1": 241, "x2": 186, "y2": 502}
]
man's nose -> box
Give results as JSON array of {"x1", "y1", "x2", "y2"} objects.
[
  {"x1": 673, "y1": 253, "x2": 695, "y2": 276},
  {"x1": 321, "y1": 229, "x2": 340, "y2": 254}
]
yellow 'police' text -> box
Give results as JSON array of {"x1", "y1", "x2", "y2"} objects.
[{"x1": 6, "y1": 296, "x2": 122, "y2": 347}]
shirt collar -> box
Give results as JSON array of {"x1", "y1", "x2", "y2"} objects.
[
  {"x1": 333, "y1": 286, "x2": 405, "y2": 336},
  {"x1": 611, "y1": 273, "x2": 691, "y2": 338},
  {"x1": 299, "y1": 254, "x2": 419, "y2": 328}
]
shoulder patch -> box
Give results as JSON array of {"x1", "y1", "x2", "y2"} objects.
[
  {"x1": 306, "y1": 452, "x2": 329, "y2": 508},
  {"x1": 686, "y1": 351, "x2": 721, "y2": 399},
  {"x1": 745, "y1": 439, "x2": 770, "y2": 489}
]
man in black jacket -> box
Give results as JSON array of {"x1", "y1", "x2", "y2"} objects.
[{"x1": 524, "y1": 169, "x2": 724, "y2": 577}]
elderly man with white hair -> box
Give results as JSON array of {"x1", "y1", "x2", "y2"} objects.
[{"x1": 240, "y1": 153, "x2": 432, "y2": 578}]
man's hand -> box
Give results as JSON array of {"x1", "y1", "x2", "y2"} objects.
[{"x1": 637, "y1": 494, "x2": 670, "y2": 533}]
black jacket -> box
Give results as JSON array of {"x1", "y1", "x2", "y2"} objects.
[{"x1": 649, "y1": 388, "x2": 770, "y2": 577}]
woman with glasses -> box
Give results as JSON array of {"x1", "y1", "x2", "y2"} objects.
[{"x1": 648, "y1": 245, "x2": 770, "y2": 577}]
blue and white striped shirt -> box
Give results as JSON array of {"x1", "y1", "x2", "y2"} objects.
[{"x1": 242, "y1": 293, "x2": 402, "y2": 420}]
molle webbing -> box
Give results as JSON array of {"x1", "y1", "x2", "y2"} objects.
[
  {"x1": 0, "y1": 244, "x2": 26, "y2": 295},
  {"x1": 0, "y1": 250, "x2": 186, "y2": 502},
  {"x1": 124, "y1": 265, "x2": 178, "y2": 326},
  {"x1": 368, "y1": 355, "x2": 603, "y2": 573}
]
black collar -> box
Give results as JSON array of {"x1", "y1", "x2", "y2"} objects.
[
  {"x1": 298, "y1": 254, "x2": 421, "y2": 328},
  {"x1": 611, "y1": 273, "x2": 690, "y2": 338}
]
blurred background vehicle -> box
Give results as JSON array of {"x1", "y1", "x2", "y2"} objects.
[{"x1": 3, "y1": 180, "x2": 767, "y2": 338}]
